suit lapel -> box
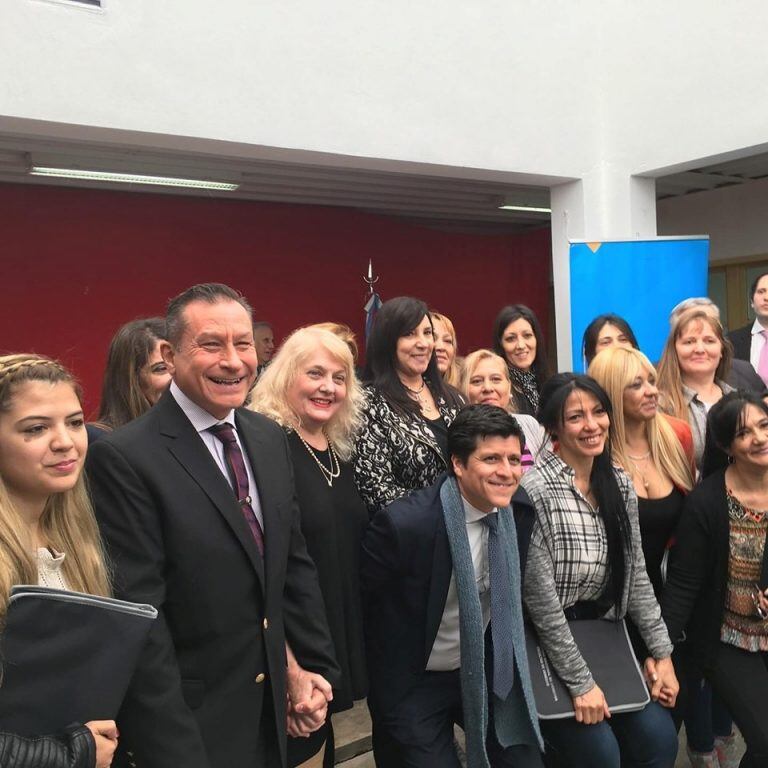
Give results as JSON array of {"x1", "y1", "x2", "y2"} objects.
[
  {"x1": 158, "y1": 397, "x2": 265, "y2": 586},
  {"x1": 424, "y1": 512, "x2": 452, "y2": 663}
]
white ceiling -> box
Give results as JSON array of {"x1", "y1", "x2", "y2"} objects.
[{"x1": 1, "y1": 133, "x2": 766, "y2": 234}]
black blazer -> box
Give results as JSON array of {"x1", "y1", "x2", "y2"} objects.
[
  {"x1": 359, "y1": 477, "x2": 535, "y2": 717},
  {"x1": 728, "y1": 323, "x2": 752, "y2": 362},
  {"x1": 86, "y1": 391, "x2": 338, "y2": 768},
  {"x1": 662, "y1": 469, "x2": 768, "y2": 670}
]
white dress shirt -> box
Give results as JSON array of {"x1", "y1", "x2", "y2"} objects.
[
  {"x1": 749, "y1": 318, "x2": 768, "y2": 372},
  {"x1": 169, "y1": 381, "x2": 264, "y2": 529},
  {"x1": 426, "y1": 496, "x2": 493, "y2": 671}
]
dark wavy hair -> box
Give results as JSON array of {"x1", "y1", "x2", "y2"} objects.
[
  {"x1": 538, "y1": 373, "x2": 631, "y2": 616},
  {"x1": 492, "y1": 304, "x2": 550, "y2": 388},
  {"x1": 582, "y1": 314, "x2": 639, "y2": 366},
  {"x1": 97, "y1": 317, "x2": 167, "y2": 429},
  {"x1": 364, "y1": 296, "x2": 460, "y2": 417},
  {"x1": 702, "y1": 390, "x2": 768, "y2": 477}
]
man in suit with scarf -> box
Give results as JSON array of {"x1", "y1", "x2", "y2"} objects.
[
  {"x1": 361, "y1": 405, "x2": 544, "y2": 767},
  {"x1": 87, "y1": 283, "x2": 338, "y2": 768}
]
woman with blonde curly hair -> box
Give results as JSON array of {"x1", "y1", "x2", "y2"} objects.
[
  {"x1": 250, "y1": 327, "x2": 367, "y2": 768},
  {"x1": 430, "y1": 310, "x2": 461, "y2": 388},
  {"x1": 0, "y1": 354, "x2": 117, "y2": 768},
  {"x1": 588, "y1": 347, "x2": 694, "y2": 600}
]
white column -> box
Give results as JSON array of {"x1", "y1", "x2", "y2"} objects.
[{"x1": 549, "y1": 168, "x2": 657, "y2": 370}]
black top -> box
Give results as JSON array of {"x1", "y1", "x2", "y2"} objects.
[
  {"x1": 287, "y1": 432, "x2": 368, "y2": 710},
  {"x1": 638, "y1": 487, "x2": 685, "y2": 599},
  {"x1": 422, "y1": 415, "x2": 448, "y2": 459}
]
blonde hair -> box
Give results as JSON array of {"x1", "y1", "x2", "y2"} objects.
[
  {"x1": 460, "y1": 349, "x2": 514, "y2": 411},
  {"x1": 0, "y1": 354, "x2": 110, "y2": 617},
  {"x1": 248, "y1": 327, "x2": 363, "y2": 460},
  {"x1": 311, "y1": 322, "x2": 359, "y2": 364},
  {"x1": 657, "y1": 308, "x2": 733, "y2": 424},
  {"x1": 588, "y1": 347, "x2": 693, "y2": 491},
  {"x1": 430, "y1": 311, "x2": 461, "y2": 388}
]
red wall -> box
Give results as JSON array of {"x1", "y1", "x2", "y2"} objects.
[{"x1": 0, "y1": 182, "x2": 551, "y2": 415}]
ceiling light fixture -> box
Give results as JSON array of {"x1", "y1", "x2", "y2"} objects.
[
  {"x1": 498, "y1": 204, "x2": 551, "y2": 213},
  {"x1": 29, "y1": 166, "x2": 239, "y2": 191}
]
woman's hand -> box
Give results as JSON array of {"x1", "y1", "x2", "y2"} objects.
[
  {"x1": 84, "y1": 721, "x2": 118, "y2": 768},
  {"x1": 644, "y1": 656, "x2": 679, "y2": 708},
  {"x1": 572, "y1": 684, "x2": 611, "y2": 724}
]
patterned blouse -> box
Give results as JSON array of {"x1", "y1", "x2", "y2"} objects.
[{"x1": 720, "y1": 490, "x2": 768, "y2": 652}]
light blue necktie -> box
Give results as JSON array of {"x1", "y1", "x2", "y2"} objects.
[{"x1": 485, "y1": 513, "x2": 514, "y2": 700}]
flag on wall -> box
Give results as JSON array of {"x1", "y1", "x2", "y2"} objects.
[{"x1": 364, "y1": 291, "x2": 382, "y2": 341}]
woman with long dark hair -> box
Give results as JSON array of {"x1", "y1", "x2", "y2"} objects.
[
  {"x1": 354, "y1": 297, "x2": 462, "y2": 515},
  {"x1": 582, "y1": 313, "x2": 639, "y2": 368},
  {"x1": 96, "y1": 317, "x2": 170, "y2": 431},
  {"x1": 663, "y1": 391, "x2": 768, "y2": 768},
  {"x1": 522, "y1": 373, "x2": 678, "y2": 767},
  {"x1": 492, "y1": 304, "x2": 550, "y2": 416}
]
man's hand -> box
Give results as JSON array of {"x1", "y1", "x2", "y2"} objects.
[
  {"x1": 85, "y1": 720, "x2": 118, "y2": 768},
  {"x1": 285, "y1": 644, "x2": 333, "y2": 737},
  {"x1": 644, "y1": 656, "x2": 679, "y2": 708},
  {"x1": 572, "y1": 684, "x2": 611, "y2": 724}
]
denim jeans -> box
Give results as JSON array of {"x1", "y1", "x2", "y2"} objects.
[{"x1": 540, "y1": 701, "x2": 678, "y2": 768}]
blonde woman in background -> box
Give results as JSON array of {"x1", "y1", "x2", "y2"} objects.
[
  {"x1": 430, "y1": 310, "x2": 462, "y2": 388},
  {"x1": 460, "y1": 349, "x2": 547, "y2": 467},
  {"x1": 657, "y1": 307, "x2": 734, "y2": 469},
  {"x1": 588, "y1": 347, "x2": 694, "y2": 600},
  {"x1": 0, "y1": 354, "x2": 116, "y2": 768}
]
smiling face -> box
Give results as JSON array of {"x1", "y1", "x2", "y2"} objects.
[
  {"x1": 730, "y1": 404, "x2": 768, "y2": 471},
  {"x1": 595, "y1": 322, "x2": 634, "y2": 358},
  {"x1": 556, "y1": 389, "x2": 611, "y2": 465},
  {"x1": 501, "y1": 317, "x2": 537, "y2": 371},
  {"x1": 622, "y1": 366, "x2": 659, "y2": 423},
  {"x1": 395, "y1": 314, "x2": 435, "y2": 379},
  {"x1": 163, "y1": 299, "x2": 258, "y2": 419},
  {"x1": 432, "y1": 318, "x2": 456, "y2": 375},
  {"x1": 675, "y1": 318, "x2": 723, "y2": 381},
  {"x1": 287, "y1": 348, "x2": 348, "y2": 434},
  {"x1": 0, "y1": 380, "x2": 87, "y2": 513},
  {"x1": 467, "y1": 356, "x2": 512, "y2": 410},
  {"x1": 139, "y1": 339, "x2": 171, "y2": 405},
  {"x1": 452, "y1": 434, "x2": 523, "y2": 513}
]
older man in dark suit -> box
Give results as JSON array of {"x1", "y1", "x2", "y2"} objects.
[
  {"x1": 361, "y1": 405, "x2": 543, "y2": 767},
  {"x1": 87, "y1": 283, "x2": 338, "y2": 768}
]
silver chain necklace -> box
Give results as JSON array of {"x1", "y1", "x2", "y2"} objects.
[{"x1": 296, "y1": 430, "x2": 341, "y2": 487}]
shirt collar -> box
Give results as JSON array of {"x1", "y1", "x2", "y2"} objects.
[
  {"x1": 751, "y1": 318, "x2": 767, "y2": 336},
  {"x1": 682, "y1": 379, "x2": 735, "y2": 406},
  {"x1": 170, "y1": 381, "x2": 237, "y2": 434},
  {"x1": 539, "y1": 448, "x2": 574, "y2": 477},
  {"x1": 461, "y1": 494, "x2": 497, "y2": 523}
]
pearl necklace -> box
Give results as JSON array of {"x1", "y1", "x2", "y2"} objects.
[{"x1": 296, "y1": 430, "x2": 340, "y2": 487}]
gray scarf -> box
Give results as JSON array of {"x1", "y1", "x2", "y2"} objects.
[{"x1": 439, "y1": 478, "x2": 542, "y2": 767}]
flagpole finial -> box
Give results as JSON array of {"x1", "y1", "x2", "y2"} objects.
[{"x1": 364, "y1": 259, "x2": 379, "y2": 295}]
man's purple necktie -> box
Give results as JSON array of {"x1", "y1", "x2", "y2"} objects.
[{"x1": 209, "y1": 423, "x2": 264, "y2": 556}]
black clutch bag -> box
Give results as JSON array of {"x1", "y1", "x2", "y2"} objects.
[{"x1": 0, "y1": 586, "x2": 157, "y2": 734}]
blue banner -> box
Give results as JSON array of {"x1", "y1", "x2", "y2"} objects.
[{"x1": 569, "y1": 238, "x2": 709, "y2": 372}]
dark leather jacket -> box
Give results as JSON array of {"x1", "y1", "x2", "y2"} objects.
[{"x1": 0, "y1": 724, "x2": 94, "y2": 768}]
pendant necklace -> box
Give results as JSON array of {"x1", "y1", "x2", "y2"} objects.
[{"x1": 627, "y1": 450, "x2": 651, "y2": 491}]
